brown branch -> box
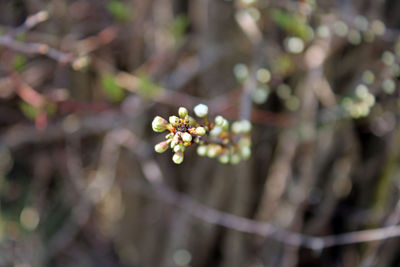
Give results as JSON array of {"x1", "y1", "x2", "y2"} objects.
[
  {"x1": 9, "y1": 10, "x2": 49, "y2": 37},
  {"x1": 120, "y1": 133, "x2": 400, "y2": 251},
  {"x1": 143, "y1": 161, "x2": 400, "y2": 250},
  {"x1": 0, "y1": 35, "x2": 73, "y2": 63},
  {"x1": 0, "y1": 11, "x2": 118, "y2": 65}
]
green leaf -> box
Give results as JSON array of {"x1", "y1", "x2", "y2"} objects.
[
  {"x1": 107, "y1": 0, "x2": 131, "y2": 22},
  {"x1": 19, "y1": 101, "x2": 40, "y2": 120},
  {"x1": 170, "y1": 15, "x2": 188, "y2": 45},
  {"x1": 101, "y1": 73, "x2": 125, "y2": 102},
  {"x1": 13, "y1": 54, "x2": 27, "y2": 72},
  {"x1": 270, "y1": 9, "x2": 313, "y2": 40}
]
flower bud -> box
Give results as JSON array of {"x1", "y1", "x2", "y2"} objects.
[
  {"x1": 172, "y1": 151, "x2": 184, "y2": 164},
  {"x1": 215, "y1": 115, "x2": 225, "y2": 126},
  {"x1": 181, "y1": 132, "x2": 192, "y2": 142},
  {"x1": 231, "y1": 121, "x2": 242, "y2": 134},
  {"x1": 152, "y1": 116, "x2": 168, "y2": 132},
  {"x1": 218, "y1": 154, "x2": 229, "y2": 164},
  {"x1": 241, "y1": 120, "x2": 252, "y2": 133},
  {"x1": 154, "y1": 141, "x2": 169, "y2": 153},
  {"x1": 221, "y1": 118, "x2": 229, "y2": 130},
  {"x1": 207, "y1": 145, "x2": 219, "y2": 158},
  {"x1": 238, "y1": 136, "x2": 251, "y2": 147},
  {"x1": 241, "y1": 146, "x2": 251, "y2": 160},
  {"x1": 178, "y1": 107, "x2": 188, "y2": 118},
  {"x1": 197, "y1": 145, "x2": 207, "y2": 156},
  {"x1": 194, "y1": 126, "x2": 206, "y2": 136},
  {"x1": 210, "y1": 126, "x2": 222, "y2": 137},
  {"x1": 194, "y1": 104, "x2": 208, "y2": 118},
  {"x1": 169, "y1": 116, "x2": 180, "y2": 127},
  {"x1": 232, "y1": 120, "x2": 252, "y2": 134},
  {"x1": 230, "y1": 154, "x2": 241, "y2": 164},
  {"x1": 173, "y1": 144, "x2": 182, "y2": 153}
]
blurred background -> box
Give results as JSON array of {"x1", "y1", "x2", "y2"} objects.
[{"x1": 1, "y1": 0, "x2": 400, "y2": 266}]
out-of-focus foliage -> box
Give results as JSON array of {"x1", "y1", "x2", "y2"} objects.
[
  {"x1": 101, "y1": 73, "x2": 125, "y2": 102},
  {"x1": 107, "y1": 0, "x2": 132, "y2": 22}
]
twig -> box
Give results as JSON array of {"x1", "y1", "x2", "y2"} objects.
[
  {"x1": 143, "y1": 160, "x2": 400, "y2": 250},
  {"x1": 0, "y1": 35, "x2": 73, "y2": 63},
  {"x1": 9, "y1": 10, "x2": 49, "y2": 37},
  {"x1": 121, "y1": 133, "x2": 400, "y2": 251},
  {"x1": 0, "y1": 10, "x2": 71, "y2": 63}
]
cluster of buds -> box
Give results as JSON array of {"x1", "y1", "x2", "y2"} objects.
[{"x1": 152, "y1": 104, "x2": 252, "y2": 164}]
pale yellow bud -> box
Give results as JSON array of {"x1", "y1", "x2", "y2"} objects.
[
  {"x1": 152, "y1": 116, "x2": 168, "y2": 132},
  {"x1": 172, "y1": 151, "x2": 184, "y2": 164}
]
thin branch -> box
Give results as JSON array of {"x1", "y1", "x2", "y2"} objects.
[
  {"x1": 10, "y1": 10, "x2": 49, "y2": 37},
  {"x1": 0, "y1": 10, "x2": 71, "y2": 62},
  {"x1": 121, "y1": 134, "x2": 400, "y2": 251},
  {"x1": 144, "y1": 161, "x2": 400, "y2": 250},
  {"x1": 0, "y1": 35, "x2": 73, "y2": 63}
]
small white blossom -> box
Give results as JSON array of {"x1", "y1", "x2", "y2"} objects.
[{"x1": 194, "y1": 104, "x2": 208, "y2": 118}]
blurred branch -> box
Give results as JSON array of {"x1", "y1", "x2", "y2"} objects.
[
  {"x1": 9, "y1": 10, "x2": 49, "y2": 37},
  {"x1": 142, "y1": 159, "x2": 400, "y2": 250},
  {"x1": 45, "y1": 129, "x2": 129, "y2": 259},
  {"x1": 0, "y1": 10, "x2": 71, "y2": 62},
  {"x1": 0, "y1": 10, "x2": 118, "y2": 65},
  {"x1": 116, "y1": 131, "x2": 400, "y2": 251},
  {"x1": 0, "y1": 111, "x2": 127, "y2": 150},
  {"x1": 9, "y1": 72, "x2": 46, "y2": 108},
  {"x1": 0, "y1": 35, "x2": 73, "y2": 63}
]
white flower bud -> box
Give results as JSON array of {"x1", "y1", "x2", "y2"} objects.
[
  {"x1": 231, "y1": 121, "x2": 242, "y2": 134},
  {"x1": 173, "y1": 144, "x2": 182, "y2": 153},
  {"x1": 232, "y1": 120, "x2": 252, "y2": 134},
  {"x1": 197, "y1": 145, "x2": 207, "y2": 156},
  {"x1": 241, "y1": 146, "x2": 251, "y2": 160},
  {"x1": 238, "y1": 136, "x2": 251, "y2": 147},
  {"x1": 169, "y1": 116, "x2": 180, "y2": 127},
  {"x1": 215, "y1": 115, "x2": 225, "y2": 126},
  {"x1": 207, "y1": 145, "x2": 219, "y2": 158},
  {"x1": 194, "y1": 104, "x2": 208, "y2": 118},
  {"x1": 194, "y1": 126, "x2": 206, "y2": 136},
  {"x1": 178, "y1": 107, "x2": 188, "y2": 118},
  {"x1": 218, "y1": 154, "x2": 229, "y2": 164},
  {"x1": 154, "y1": 141, "x2": 169, "y2": 153},
  {"x1": 152, "y1": 116, "x2": 168, "y2": 132},
  {"x1": 230, "y1": 154, "x2": 241, "y2": 164},
  {"x1": 221, "y1": 119, "x2": 229, "y2": 130},
  {"x1": 181, "y1": 132, "x2": 192, "y2": 142},
  {"x1": 241, "y1": 120, "x2": 252, "y2": 133},
  {"x1": 172, "y1": 151, "x2": 184, "y2": 164},
  {"x1": 210, "y1": 126, "x2": 222, "y2": 137}
]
